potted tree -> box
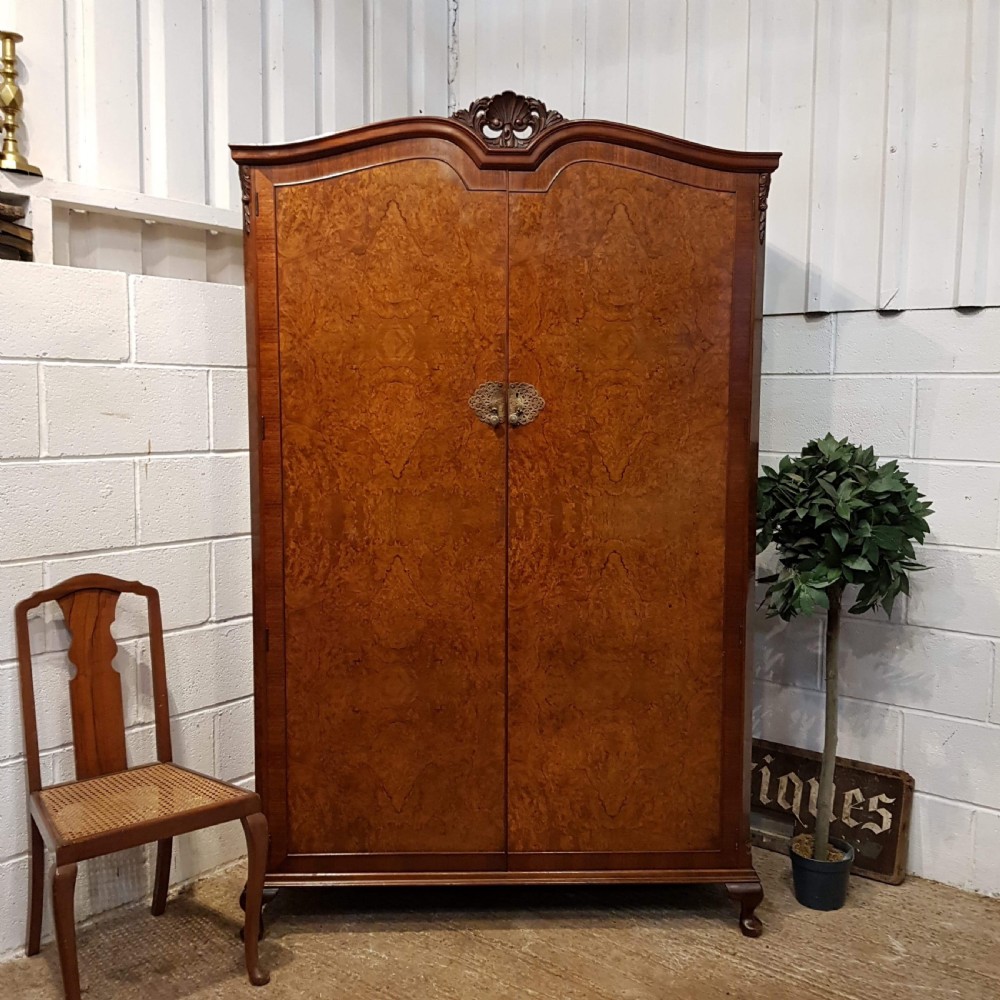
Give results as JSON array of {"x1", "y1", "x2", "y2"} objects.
[{"x1": 756, "y1": 434, "x2": 933, "y2": 910}]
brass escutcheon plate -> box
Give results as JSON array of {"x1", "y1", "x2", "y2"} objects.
[
  {"x1": 508, "y1": 382, "x2": 544, "y2": 426},
  {"x1": 469, "y1": 381, "x2": 505, "y2": 426}
]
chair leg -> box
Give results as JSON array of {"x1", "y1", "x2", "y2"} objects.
[
  {"x1": 52, "y1": 862, "x2": 81, "y2": 1000},
  {"x1": 151, "y1": 838, "x2": 172, "y2": 916},
  {"x1": 240, "y1": 812, "x2": 270, "y2": 986},
  {"x1": 26, "y1": 818, "x2": 44, "y2": 956}
]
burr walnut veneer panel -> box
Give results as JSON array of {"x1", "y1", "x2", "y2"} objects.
[
  {"x1": 275, "y1": 159, "x2": 508, "y2": 858},
  {"x1": 507, "y1": 159, "x2": 734, "y2": 857}
]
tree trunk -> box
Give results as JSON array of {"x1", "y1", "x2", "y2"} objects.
[{"x1": 813, "y1": 585, "x2": 842, "y2": 861}]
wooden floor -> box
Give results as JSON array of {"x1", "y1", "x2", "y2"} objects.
[{"x1": 2, "y1": 850, "x2": 998, "y2": 999}]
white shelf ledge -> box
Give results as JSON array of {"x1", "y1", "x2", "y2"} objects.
[{"x1": 0, "y1": 172, "x2": 241, "y2": 234}]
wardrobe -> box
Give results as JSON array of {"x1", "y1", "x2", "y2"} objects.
[{"x1": 233, "y1": 92, "x2": 780, "y2": 936}]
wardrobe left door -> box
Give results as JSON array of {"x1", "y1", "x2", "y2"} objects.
[{"x1": 262, "y1": 145, "x2": 509, "y2": 875}]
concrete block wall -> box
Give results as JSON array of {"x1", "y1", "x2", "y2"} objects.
[
  {"x1": 755, "y1": 308, "x2": 1000, "y2": 895},
  {"x1": 0, "y1": 261, "x2": 253, "y2": 959},
  {"x1": 2, "y1": 257, "x2": 998, "y2": 959}
]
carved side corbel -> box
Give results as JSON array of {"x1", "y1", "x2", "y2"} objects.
[
  {"x1": 758, "y1": 172, "x2": 771, "y2": 244},
  {"x1": 240, "y1": 165, "x2": 252, "y2": 235}
]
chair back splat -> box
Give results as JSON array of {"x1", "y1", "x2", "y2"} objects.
[
  {"x1": 59, "y1": 588, "x2": 127, "y2": 780},
  {"x1": 15, "y1": 573, "x2": 173, "y2": 792}
]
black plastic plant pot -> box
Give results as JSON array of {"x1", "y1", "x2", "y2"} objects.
[{"x1": 790, "y1": 836, "x2": 855, "y2": 911}]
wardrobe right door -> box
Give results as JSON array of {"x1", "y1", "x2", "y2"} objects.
[{"x1": 506, "y1": 144, "x2": 747, "y2": 869}]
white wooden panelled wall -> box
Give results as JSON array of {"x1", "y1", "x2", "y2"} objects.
[
  {"x1": 2, "y1": 0, "x2": 999, "y2": 311},
  {"x1": 6, "y1": 0, "x2": 447, "y2": 202},
  {"x1": 454, "y1": 0, "x2": 1000, "y2": 314},
  {"x1": 0, "y1": 0, "x2": 449, "y2": 281}
]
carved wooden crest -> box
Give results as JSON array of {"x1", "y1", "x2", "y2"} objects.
[{"x1": 452, "y1": 91, "x2": 564, "y2": 149}]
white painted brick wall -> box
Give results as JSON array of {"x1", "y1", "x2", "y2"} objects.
[
  {"x1": 3, "y1": 265, "x2": 1000, "y2": 961},
  {"x1": 138, "y1": 454, "x2": 250, "y2": 543},
  {"x1": 0, "y1": 861, "x2": 28, "y2": 956},
  {"x1": 753, "y1": 606, "x2": 822, "y2": 689},
  {"x1": 974, "y1": 812, "x2": 1000, "y2": 894},
  {"x1": 212, "y1": 536, "x2": 252, "y2": 620},
  {"x1": 215, "y1": 699, "x2": 256, "y2": 781},
  {"x1": 760, "y1": 314, "x2": 834, "y2": 374},
  {"x1": 130, "y1": 275, "x2": 246, "y2": 366},
  {"x1": 0, "y1": 364, "x2": 39, "y2": 459},
  {"x1": 753, "y1": 679, "x2": 904, "y2": 766},
  {"x1": 0, "y1": 669, "x2": 26, "y2": 762},
  {"x1": 837, "y1": 621, "x2": 994, "y2": 720},
  {"x1": 902, "y1": 716, "x2": 1000, "y2": 809},
  {"x1": 907, "y1": 795, "x2": 975, "y2": 888},
  {"x1": 993, "y1": 660, "x2": 1000, "y2": 725},
  {"x1": 835, "y1": 310, "x2": 1000, "y2": 374},
  {"x1": 915, "y1": 378, "x2": 1000, "y2": 462},
  {"x1": 900, "y1": 462, "x2": 1000, "y2": 548},
  {"x1": 0, "y1": 460, "x2": 136, "y2": 561},
  {"x1": 758, "y1": 374, "x2": 914, "y2": 456},
  {"x1": 0, "y1": 761, "x2": 30, "y2": 862},
  {"x1": 153, "y1": 621, "x2": 253, "y2": 716},
  {"x1": 0, "y1": 563, "x2": 43, "y2": 660},
  {"x1": 0, "y1": 265, "x2": 254, "y2": 959},
  {"x1": 210, "y1": 370, "x2": 250, "y2": 451},
  {"x1": 42, "y1": 365, "x2": 209, "y2": 456},
  {"x1": 758, "y1": 308, "x2": 1000, "y2": 901},
  {"x1": 0, "y1": 262, "x2": 129, "y2": 361},
  {"x1": 905, "y1": 548, "x2": 1000, "y2": 636}
]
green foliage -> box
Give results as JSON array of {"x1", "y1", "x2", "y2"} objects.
[{"x1": 757, "y1": 434, "x2": 933, "y2": 621}]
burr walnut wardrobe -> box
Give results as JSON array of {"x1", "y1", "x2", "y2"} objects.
[{"x1": 232, "y1": 92, "x2": 780, "y2": 936}]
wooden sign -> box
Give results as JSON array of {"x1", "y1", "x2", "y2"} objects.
[{"x1": 750, "y1": 739, "x2": 914, "y2": 884}]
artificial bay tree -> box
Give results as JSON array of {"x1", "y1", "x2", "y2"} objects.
[{"x1": 756, "y1": 434, "x2": 932, "y2": 909}]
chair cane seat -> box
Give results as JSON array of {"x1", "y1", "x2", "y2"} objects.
[{"x1": 35, "y1": 763, "x2": 253, "y2": 847}]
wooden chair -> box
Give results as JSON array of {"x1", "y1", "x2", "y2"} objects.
[{"x1": 15, "y1": 573, "x2": 269, "y2": 998}]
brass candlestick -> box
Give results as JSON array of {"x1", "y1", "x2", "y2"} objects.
[{"x1": 0, "y1": 31, "x2": 41, "y2": 176}]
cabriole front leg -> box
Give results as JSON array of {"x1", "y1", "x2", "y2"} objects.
[{"x1": 725, "y1": 880, "x2": 764, "y2": 937}]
